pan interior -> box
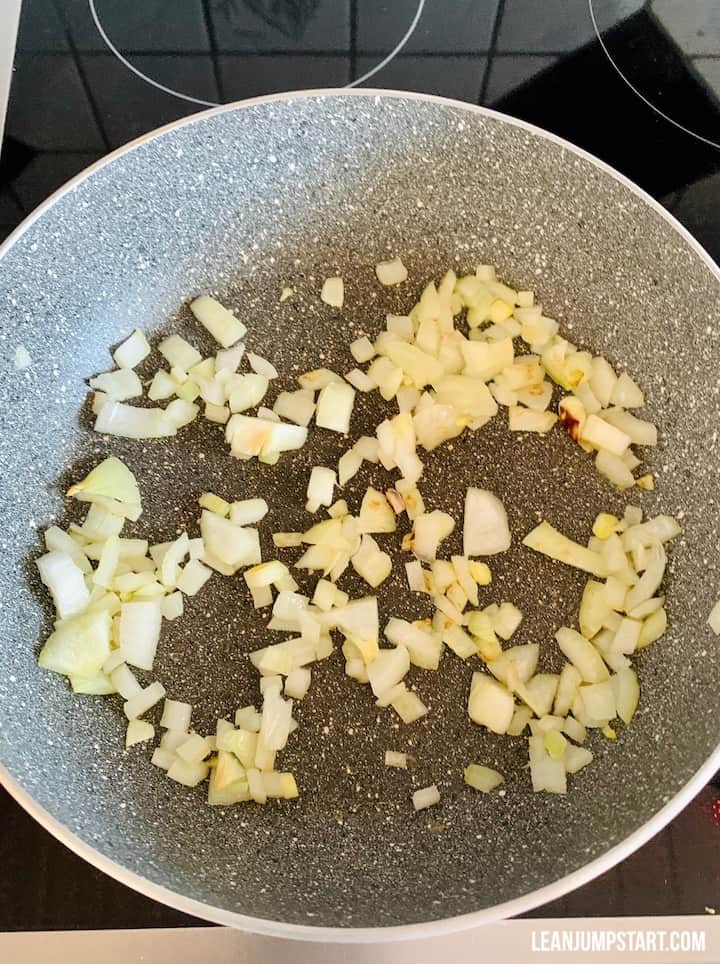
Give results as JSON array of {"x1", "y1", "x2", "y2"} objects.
[{"x1": 1, "y1": 93, "x2": 719, "y2": 929}]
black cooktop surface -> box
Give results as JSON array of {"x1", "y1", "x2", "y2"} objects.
[{"x1": 1, "y1": 0, "x2": 720, "y2": 931}]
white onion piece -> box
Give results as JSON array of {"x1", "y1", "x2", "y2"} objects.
[
  {"x1": 589, "y1": 356, "x2": 617, "y2": 407},
  {"x1": 320, "y1": 276, "x2": 344, "y2": 308},
  {"x1": 190, "y1": 295, "x2": 246, "y2": 348},
  {"x1": 229, "y1": 499, "x2": 268, "y2": 526},
  {"x1": 529, "y1": 736, "x2": 567, "y2": 794},
  {"x1": 158, "y1": 334, "x2": 202, "y2": 370},
  {"x1": 123, "y1": 680, "x2": 166, "y2": 720},
  {"x1": 595, "y1": 450, "x2": 635, "y2": 490},
  {"x1": 125, "y1": 718, "x2": 154, "y2": 748},
  {"x1": 90, "y1": 368, "x2": 143, "y2": 401},
  {"x1": 228, "y1": 373, "x2": 269, "y2": 413},
  {"x1": 413, "y1": 511, "x2": 455, "y2": 560},
  {"x1": 161, "y1": 591, "x2": 184, "y2": 620},
  {"x1": 555, "y1": 628, "x2": 609, "y2": 683},
  {"x1": 579, "y1": 414, "x2": 630, "y2": 456},
  {"x1": 215, "y1": 344, "x2": 245, "y2": 373},
  {"x1": 412, "y1": 785, "x2": 440, "y2": 811},
  {"x1": 306, "y1": 466, "x2": 336, "y2": 513},
  {"x1": 384, "y1": 750, "x2": 409, "y2": 768},
  {"x1": 359, "y1": 487, "x2": 397, "y2": 534},
  {"x1": 316, "y1": 381, "x2": 355, "y2": 434},
  {"x1": 160, "y1": 698, "x2": 192, "y2": 731},
  {"x1": 200, "y1": 510, "x2": 261, "y2": 570},
  {"x1": 119, "y1": 600, "x2": 162, "y2": 670},
  {"x1": 385, "y1": 617, "x2": 442, "y2": 670},
  {"x1": 508, "y1": 406, "x2": 557, "y2": 433},
  {"x1": 464, "y1": 764, "x2": 504, "y2": 792},
  {"x1": 709, "y1": 600, "x2": 720, "y2": 635},
  {"x1": 284, "y1": 667, "x2": 311, "y2": 700},
  {"x1": 345, "y1": 368, "x2": 376, "y2": 392},
  {"x1": 624, "y1": 544, "x2": 666, "y2": 612},
  {"x1": 610, "y1": 371, "x2": 644, "y2": 408},
  {"x1": 367, "y1": 645, "x2": 410, "y2": 698},
  {"x1": 602, "y1": 409, "x2": 657, "y2": 446},
  {"x1": 270, "y1": 389, "x2": 315, "y2": 427},
  {"x1": 165, "y1": 398, "x2": 200, "y2": 428},
  {"x1": 95, "y1": 401, "x2": 176, "y2": 439},
  {"x1": 36, "y1": 551, "x2": 90, "y2": 619},
  {"x1": 391, "y1": 689, "x2": 428, "y2": 724},
  {"x1": 468, "y1": 673, "x2": 514, "y2": 733},
  {"x1": 350, "y1": 336, "x2": 375, "y2": 363},
  {"x1": 167, "y1": 758, "x2": 209, "y2": 787},
  {"x1": 113, "y1": 329, "x2": 150, "y2": 369},
  {"x1": 523, "y1": 521, "x2": 607, "y2": 577},
  {"x1": 375, "y1": 257, "x2": 408, "y2": 286},
  {"x1": 463, "y1": 488, "x2": 510, "y2": 557},
  {"x1": 492, "y1": 602, "x2": 523, "y2": 640},
  {"x1": 351, "y1": 534, "x2": 392, "y2": 588}
]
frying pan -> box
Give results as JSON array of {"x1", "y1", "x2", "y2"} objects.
[{"x1": 1, "y1": 90, "x2": 719, "y2": 942}]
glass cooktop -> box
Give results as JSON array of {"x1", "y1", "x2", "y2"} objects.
[{"x1": 1, "y1": 0, "x2": 719, "y2": 933}]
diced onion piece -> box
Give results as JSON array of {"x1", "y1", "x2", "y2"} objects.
[
  {"x1": 611, "y1": 616, "x2": 642, "y2": 655},
  {"x1": 367, "y1": 645, "x2": 410, "y2": 699},
  {"x1": 123, "y1": 680, "x2": 166, "y2": 720},
  {"x1": 391, "y1": 689, "x2": 427, "y2": 724},
  {"x1": 602, "y1": 408, "x2": 657, "y2": 446},
  {"x1": 200, "y1": 510, "x2": 261, "y2": 571},
  {"x1": 119, "y1": 600, "x2": 162, "y2": 670},
  {"x1": 67, "y1": 457, "x2": 141, "y2": 515},
  {"x1": 564, "y1": 744, "x2": 593, "y2": 774},
  {"x1": 161, "y1": 591, "x2": 184, "y2": 621},
  {"x1": 89, "y1": 368, "x2": 143, "y2": 401},
  {"x1": 228, "y1": 373, "x2": 269, "y2": 413},
  {"x1": 316, "y1": 381, "x2": 355, "y2": 434},
  {"x1": 174, "y1": 559, "x2": 211, "y2": 596},
  {"x1": 523, "y1": 521, "x2": 607, "y2": 577},
  {"x1": 351, "y1": 534, "x2": 392, "y2": 588},
  {"x1": 554, "y1": 663, "x2": 581, "y2": 716},
  {"x1": 359, "y1": 487, "x2": 397, "y2": 534},
  {"x1": 147, "y1": 370, "x2": 177, "y2": 402},
  {"x1": 224, "y1": 500, "x2": 267, "y2": 529},
  {"x1": 507, "y1": 704, "x2": 533, "y2": 736},
  {"x1": 320, "y1": 276, "x2": 344, "y2": 308},
  {"x1": 468, "y1": 672, "x2": 514, "y2": 734},
  {"x1": 273, "y1": 389, "x2": 316, "y2": 427},
  {"x1": 36, "y1": 551, "x2": 90, "y2": 619},
  {"x1": 611, "y1": 667, "x2": 640, "y2": 723},
  {"x1": 113, "y1": 329, "x2": 150, "y2": 369},
  {"x1": 216, "y1": 344, "x2": 245, "y2": 373},
  {"x1": 205, "y1": 402, "x2": 230, "y2": 424},
  {"x1": 167, "y1": 758, "x2": 209, "y2": 787},
  {"x1": 306, "y1": 466, "x2": 336, "y2": 513},
  {"x1": 442, "y1": 623, "x2": 477, "y2": 659},
  {"x1": 463, "y1": 488, "x2": 510, "y2": 557},
  {"x1": 611, "y1": 371, "x2": 644, "y2": 408},
  {"x1": 284, "y1": 667, "x2": 311, "y2": 700},
  {"x1": 529, "y1": 736, "x2": 567, "y2": 794},
  {"x1": 413, "y1": 510, "x2": 455, "y2": 560},
  {"x1": 579, "y1": 414, "x2": 630, "y2": 456},
  {"x1": 579, "y1": 680, "x2": 616, "y2": 722},
  {"x1": 463, "y1": 763, "x2": 504, "y2": 792},
  {"x1": 708, "y1": 600, "x2": 720, "y2": 635},
  {"x1": 176, "y1": 733, "x2": 211, "y2": 765},
  {"x1": 385, "y1": 617, "x2": 442, "y2": 670},
  {"x1": 384, "y1": 750, "x2": 409, "y2": 768},
  {"x1": 125, "y1": 718, "x2": 154, "y2": 748},
  {"x1": 412, "y1": 784, "x2": 440, "y2": 811},
  {"x1": 376, "y1": 257, "x2": 408, "y2": 286},
  {"x1": 95, "y1": 401, "x2": 176, "y2": 439},
  {"x1": 350, "y1": 336, "x2": 375, "y2": 363},
  {"x1": 345, "y1": 368, "x2": 376, "y2": 392},
  {"x1": 555, "y1": 627, "x2": 609, "y2": 683},
  {"x1": 190, "y1": 295, "x2": 246, "y2": 348},
  {"x1": 158, "y1": 334, "x2": 202, "y2": 370},
  {"x1": 165, "y1": 398, "x2": 200, "y2": 428},
  {"x1": 38, "y1": 608, "x2": 111, "y2": 680},
  {"x1": 160, "y1": 698, "x2": 192, "y2": 731},
  {"x1": 508, "y1": 406, "x2": 557, "y2": 433}
]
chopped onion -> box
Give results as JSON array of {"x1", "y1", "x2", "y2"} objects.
[
  {"x1": 112, "y1": 329, "x2": 150, "y2": 369},
  {"x1": 316, "y1": 380, "x2": 355, "y2": 434},
  {"x1": 350, "y1": 336, "x2": 375, "y2": 363},
  {"x1": 413, "y1": 510, "x2": 455, "y2": 560},
  {"x1": 90, "y1": 368, "x2": 143, "y2": 401},
  {"x1": 158, "y1": 334, "x2": 202, "y2": 370},
  {"x1": 468, "y1": 673, "x2": 514, "y2": 734},
  {"x1": 125, "y1": 718, "x2": 154, "y2": 748},
  {"x1": 284, "y1": 667, "x2": 311, "y2": 700},
  {"x1": 359, "y1": 487, "x2": 397, "y2": 534},
  {"x1": 384, "y1": 750, "x2": 409, "y2": 768},
  {"x1": 36, "y1": 551, "x2": 90, "y2": 619},
  {"x1": 555, "y1": 627, "x2": 609, "y2": 683},
  {"x1": 392, "y1": 689, "x2": 428, "y2": 723},
  {"x1": 351, "y1": 534, "x2": 392, "y2": 588},
  {"x1": 228, "y1": 498, "x2": 268, "y2": 526},
  {"x1": 523, "y1": 521, "x2": 607, "y2": 577},
  {"x1": 412, "y1": 784, "x2": 440, "y2": 811},
  {"x1": 508, "y1": 406, "x2": 557, "y2": 433},
  {"x1": 228, "y1": 373, "x2": 269, "y2": 413},
  {"x1": 306, "y1": 466, "x2": 336, "y2": 513},
  {"x1": 320, "y1": 276, "x2": 344, "y2": 308},
  {"x1": 709, "y1": 600, "x2": 720, "y2": 635},
  {"x1": 610, "y1": 371, "x2": 644, "y2": 408},
  {"x1": 375, "y1": 257, "x2": 408, "y2": 286},
  {"x1": 160, "y1": 698, "x2": 192, "y2": 731},
  {"x1": 119, "y1": 600, "x2": 162, "y2": 670},
  {"x1": 385, "y1": 617, "x2": 442, "y2": 670},
  {"x1": 602, "y1": 408, "x2": 657, "y2": 446},
  {"x1": 190, "y1": 295, "x2": 246, "y2": 348},
  {"x1": 95, "y1": 401, "x2": 176, "y2": 439},
  {"x1": 367, "y1": 645, "x2": 410, "y2": 698},
  {"x1": 176, "y1": 733, "x2": 211, "y2": 765},
  {"x1": 123, "y1": 680, "x2": 166, "y2": 720},
  {"x1": 579, "y1": 414, "x2": 630, "y2": 456},
  {"x1": 492, "y1": 602, "x2": 523, "y2": 640},
  {"x1": 463, "y1": 488, "x2": 510, "y2": 557},
  {"x1": 529, "y1": 736, "x2": 567, "y2": 794}
]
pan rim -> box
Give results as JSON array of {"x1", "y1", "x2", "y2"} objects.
[{"x1": 1, "y1": 86, "x2": 719, "y2": 943}]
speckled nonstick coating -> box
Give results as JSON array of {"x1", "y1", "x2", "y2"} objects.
[{"x1": 1, "y1": 91, "x2": 719, "y2": 938}]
